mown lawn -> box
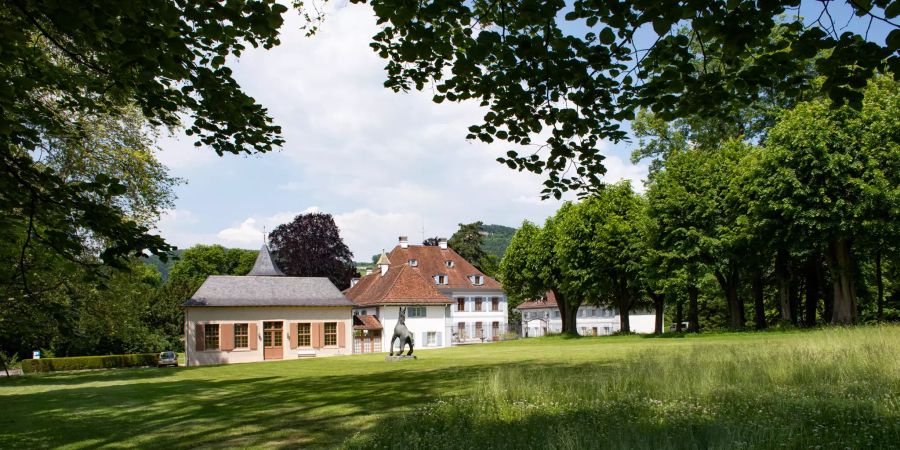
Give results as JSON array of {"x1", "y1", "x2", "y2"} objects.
[{"x1": 1, "y1": 327, "x2": 898, "y2": 449}]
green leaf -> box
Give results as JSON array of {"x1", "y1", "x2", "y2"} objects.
[{"x1": 600, "y1": 27, "x2": 615, "y2": 45}]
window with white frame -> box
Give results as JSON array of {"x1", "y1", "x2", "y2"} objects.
[
  {"x1": 468, "y1": 275, "x2": 484, "y2": 285},
  {"x1": 426, "y1": 331, "x2": 437, "y2": 346},
  {"x1": 408, "y1": 259, "x2": 418, "y2": 267},
  {"x1": 204, "y1": 324, "x2": 219, "y2": 350},
  {"x1": 553, "y1": 310, "x2": 560, "y2": 318},
  {"x1": 445, "y1": 260, "x2": 455, "y2": 268},
  {"x1": 407, "y1": 306, "x2": 426, "y2": 318},
  {"x1": 433, "y1": 274, "x2": 448, "y2": 285}
]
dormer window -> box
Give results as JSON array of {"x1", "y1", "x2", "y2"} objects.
[
  {"x1": 433, "y1": 274, "x2": 449, "y2": 285},
  {"x1": 469, "y1": 275, "x2": 484, "y2": 286},
  {"x1": 408, "y1": 259, "x2": 418, "y2": 267},
  {"x1": 445, "y1": 260, "x2": 455, "y2": 268}
]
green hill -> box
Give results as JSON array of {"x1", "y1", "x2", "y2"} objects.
[
  {"x1": 143, "y1": 249, "x2": 183, "y2": 281},
  {"x1": 481, "y1": 224, "x2": 516, "y2": 259}
]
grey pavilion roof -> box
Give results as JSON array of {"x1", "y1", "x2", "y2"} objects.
[
  {"x1": 247, "y1": 245, "x2": 285, "y2": 276},
  {"x1": 184, "y1": 276, "x2": 354, "y2": 308}
]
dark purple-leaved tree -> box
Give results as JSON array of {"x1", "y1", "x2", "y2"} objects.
[{"x1": 268, "y1": 213, "x2": 357, "y2": 290}]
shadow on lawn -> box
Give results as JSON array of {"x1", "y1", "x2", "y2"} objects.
[{"x1": 0, "y1": 359, "x2": 581, "y2": 449}]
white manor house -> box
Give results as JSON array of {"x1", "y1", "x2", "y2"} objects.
[
  {"x1": 344, "y1": 237, "x2": 509, "y2": 353},
  {"x1": 516, "y1": 292, "x2": 655, "y2": 337}
]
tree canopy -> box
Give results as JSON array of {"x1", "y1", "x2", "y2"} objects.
[
  {"x1": 1, "y1": 0, "x2": 288, "y2": 286},
  {"x1": 349, "y1": 0, "x2": 896, "y2": 197},
  {"x1": 268, "y1": 212, "x2": 357, "y2": 290}
]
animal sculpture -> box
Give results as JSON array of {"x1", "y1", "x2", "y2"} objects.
[{"x1": 390, "y1": 307, "x2": 414, "y2": 356}]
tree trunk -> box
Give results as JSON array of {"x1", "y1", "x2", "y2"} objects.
[
  {"x1": 775, "y1": 249, "x2": 792, "y2": 323},
  {"x1": 619, "y1": 302, "x2": 631, "y2": 333},
  {"x1": 687, "y1": 284, "x2": 700, "y2": 333},
  {"x1": 819, "y1": 260, "x2": 833, "y2": 322},
  {"x1": 650, "y1": 291, "x2": 665, "y2": 334},
  {"x1": 616, "y1": 278, "x2": 632, "y2": 334},
  {"x1": 804, "y1": 253, "x2": 819, "y2": 327},
  {"x1": 751, "y1": 271, "x2": 766, "y2": 330},
  {"x1": 876, "y1": 250, "x2": 884, "y2": 321},
  {"x1": 675, "y1": 298, "x2": 684, "y2": 332},
  {"x1": 553, "y1": 290, "x2": 581, "y2": 334},
  {"x1": 715, "y1": 268, "x2": 743, "y2": 330},
  {"x1": 828, "y1": 238, "x2": 857, "y2": 324},
  {"x1": 789, "y1": 277, "x2": 801, "y2": 326}
]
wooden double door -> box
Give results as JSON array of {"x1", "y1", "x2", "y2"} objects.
[{"x1": 263, "y1": 321, "x2": 283, "y2": 360}]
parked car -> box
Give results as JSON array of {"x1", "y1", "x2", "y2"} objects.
[{"x1": 157, "y1": 351, "x2": 178, "y2": 367}]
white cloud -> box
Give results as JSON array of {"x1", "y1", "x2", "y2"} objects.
[{"x1": 217, "y1": 218, "x2": 265, "y2": 245}]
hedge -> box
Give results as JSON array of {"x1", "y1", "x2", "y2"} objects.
[{"x1": 21, "y1": 353, "x2": 159, "y2": 374}]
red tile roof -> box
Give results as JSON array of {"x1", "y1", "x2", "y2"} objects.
[
  {"x1": 353, "y1": 314, "x2": 383, "y2": 330},
  {"x1": 345, "y1": 263, "x2": 452, "y2": 306},
  {"x1": 515, "y1": 291, "x2": 558, "y2": 310},
  {"x1": 387, "y1": 245, "x2": 502, "y2": 290}
]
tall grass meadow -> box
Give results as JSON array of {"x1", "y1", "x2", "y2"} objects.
[{"x1": 346, "y1": 326, "x2": 900, "y2": 449}]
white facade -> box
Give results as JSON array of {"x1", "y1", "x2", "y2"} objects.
[
  {"x1": 520, "y1": 305, "x2": 656, "y2": 337},
  {"x1": 352, "y1": 291, "x2": 510, "y2": 351},
  {"x1": 354, "y1": 305, "x2": 452, "y2": 352},
  {"x1": 444, "y1": 289, "x2": 509, "y2": 343}
]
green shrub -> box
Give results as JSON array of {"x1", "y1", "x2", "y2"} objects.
[{"x1": 21, "y1": 353, "x2": 159, "y2": 374}]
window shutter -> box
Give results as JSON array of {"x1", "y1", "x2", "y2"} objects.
[
  {"x1": 421, "y1": 332, "x2": 427, "y2": 347},
  {"x1": 195, "y1": 324, "x2": 205, "y2": 351},
  {"x1": 337, "y1": 321, "x2": 346, "y2": 348},
  {"x1": 311, "y1": 322, "x2": 323, "y2": 348},
  {"x1": 436, "y1": 332, "x2": 443, "y2": 347},
  {"x1": 290, "y1": 323, "x2": 298, "y2": 349},
  {"x1": 220, "y1": 324, "x2": 234, "y2": 351},
  {"x1": 248, "y1": 322, "x2": 258, "y2": 350}
]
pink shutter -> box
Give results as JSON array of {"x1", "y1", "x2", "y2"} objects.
[
  {"x1": 290, "y1": 323, "x2": 298, "y2": 349},
  {"x1": 337, "y1": 322, "x2": 346, "y2": 348},
  {"x1": 220, "y1": 324, "x2": 234, "y2": 351},
  {"x1": 248, "y1": 322, "x2": 258, "y2": 350},
  {"x1": 311, "y1": 323, "x2": 323, "y2": 348},
  {"x1": 195, "y1": 324, "x2": 205, "y2": 351}
]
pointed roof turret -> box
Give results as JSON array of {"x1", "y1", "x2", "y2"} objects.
[
  {"x1": 247, "y1": 245, "x2": 285, "y2": 276},
  {"x1": 376, "y1": 249, "x2": 391, "y2": 276},
  {"x1": 376, "y1": 250, "x2": 391, "y2": 266}
]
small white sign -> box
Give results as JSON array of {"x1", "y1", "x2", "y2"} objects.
[{"x1": 32, "y1": 350, "x2": 41, "y2": 360}]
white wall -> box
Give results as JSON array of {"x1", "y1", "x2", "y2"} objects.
[
  {"x1": 519, "y1": 306, "x2": 658, "y2": 336},
  {"x1": 379, "y1": 305, "x2": 451, "y2": 352},
  {"x1": 185, "y1": 306, "x2": 353, "y2": 366},
  {"x1": 445, "y1": 290, "x2": 509, "y2": 343}
]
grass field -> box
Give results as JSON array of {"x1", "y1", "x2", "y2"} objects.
[{"x1": 1, "y1": 326, "x2": 898, "y2": 449}]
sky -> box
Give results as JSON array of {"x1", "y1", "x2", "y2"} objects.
[
  {"x1": 154, "y1": 1, "x2": 893, "y2": 261},
  {"x1": 154, "y1": 3, "x2": 649, "y2": 260}
]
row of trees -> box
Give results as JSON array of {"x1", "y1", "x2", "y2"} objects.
[{"x1": 500, "y1": 78, "x2": 900, "y2": 333}]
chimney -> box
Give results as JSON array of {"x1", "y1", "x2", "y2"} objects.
[
  {"x1": 399, "y1": 236, "x2": 409, "y2": 249},
  {"x1": 438, "y1": 238, "x2": 448, "y2": 250},
  {"x1": 365, "y1": 268, "x2": 373, "y2": 276},
  {"x1": 350, "y1": 278, "x2": 359, "y2": 287}
]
